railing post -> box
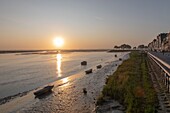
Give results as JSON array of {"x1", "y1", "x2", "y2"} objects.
[
  {"x1": 164, "y1": 73, "x2": 166, "y2": 86},
  {"x1": 148, "y1": 52, "x2": 170, "y2": 93},
  {"x1": 167, "y1": 75, "x2": 169, "y2": 92},
  {"x1": 165, "y1": 73, "x2": 167, "y2": 86},
  {"x1": 161, "y1": 69, "x2": 164, "y2": 83}
]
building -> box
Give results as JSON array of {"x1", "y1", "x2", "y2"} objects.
[
  {"x1": 153, "y1": 39, "x2": 158, "y2": 51},
  {"x1": 157, "y1": 33, "x2": 168, "y2": 51},
  {"x1": 148, "y1": 32, "x2": 170, "y2": 52},
  {"x1": 162, "y1": 32, "x2": 170, "y2": 51}
]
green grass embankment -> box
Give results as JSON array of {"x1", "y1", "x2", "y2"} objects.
[{"x1": 98, "y1": 51, "x2": 157, "y2": 113}]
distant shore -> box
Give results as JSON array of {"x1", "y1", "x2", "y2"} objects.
[
  {"x1": 0, "y1": 49, "x2": 109, "y2": 54},
  {"x1": 0, "y1": 49, "x2": 140, "y2": 54},
  {"x1": 108, "y1": 49, "x2": 138, "y2": 52}
]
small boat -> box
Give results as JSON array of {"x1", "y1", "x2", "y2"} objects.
[
  {"x1": 85, "y1": 69, "x2": 92, "y2": 74},
  {"x1": 34, "y1": 85, "x2": 54, "y2": 96},
  {"x1": 96, "y1": 65, "x2": 102, "y2": 69},
  {"x1": 81, "y1": 61, "x2": 87, "y2": 65}
]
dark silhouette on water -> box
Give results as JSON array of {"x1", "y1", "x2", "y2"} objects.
[
  {"x1": 85, "y1": 69, "x2": 93, "y2": 74},
  {"x1": 35, "y1": 91, "x2": 53, "y2": 99},
  {"x1": 97, "y1": 65, "x2": 102, "y2": 69},
  {"x1": 34, "y1": 85, "x2": 54, "y2": 97},
  {"x1": 81, "y1": 61, "x2": 87, "y2": 65}
]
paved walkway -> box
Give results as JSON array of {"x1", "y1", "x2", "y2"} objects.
[
  {"x1": 148, "y1": 58, "x2": 170, "y2": 113},
  {"x1": 149, "y1": 51, "x2": 170, "y2": 65}
]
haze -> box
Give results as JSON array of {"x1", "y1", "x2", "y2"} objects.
[{"x1": 1, "y1": 0, "x2": 170, "y2": 50}]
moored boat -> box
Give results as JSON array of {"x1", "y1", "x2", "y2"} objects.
[
  {"x1": 85, "y1": 69, "x2": 92, "y2": 74},
  {"x1": 81, "y1": 61, "x2": 87, "y2": 65},
  {"x1": 96, "y1": 65, "x2": 102, "y2": 69},
  {"x1": 34, "y1": 85, "x2": 54, "y2": 96}
]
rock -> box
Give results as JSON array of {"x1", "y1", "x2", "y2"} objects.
[{"x1": 83, "y1": 88, "x2": 87, "y2": 94}]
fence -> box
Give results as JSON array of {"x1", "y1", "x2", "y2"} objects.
[{"x1": 148, "y1": 52, "x2": 170, "y2": 92}]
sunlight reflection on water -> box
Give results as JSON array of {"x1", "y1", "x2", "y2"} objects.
[
  {"x1": 62, "y1": 77, "x2": 68, "y2": 84},
  {"x1": 61, "y1": 77, "x2": 70, "y2": 87},
  {"x1": 56, "y1": 54, "x2": 62, "y2": 77}
]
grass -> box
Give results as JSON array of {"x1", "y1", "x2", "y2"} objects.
[{"x1": 97, "y1": 51, "x2": 157, "y2": 113}]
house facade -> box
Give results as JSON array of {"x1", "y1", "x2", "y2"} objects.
[
  {"x1": 148, "y1": 32, "x2": 170, "y2": 52},
  {"x1": 163, "y1": 32, "x2": 170, "y2": 51}
]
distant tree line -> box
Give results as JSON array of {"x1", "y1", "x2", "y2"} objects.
[
  {"x1": 114, "y1": 44, "x2": 131, "y2": 49},
  {"x1": 114, "y1": 44, "x2": 148, "y2": 50},
  {"x1": 138, "y1": 44, "x2": 148, "y2": 49}
]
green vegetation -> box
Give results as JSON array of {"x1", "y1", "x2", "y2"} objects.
[{"x1": 98, "y1": 51, "x2": 157, "y2": 113}]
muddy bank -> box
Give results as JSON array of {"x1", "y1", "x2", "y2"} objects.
[
  {"x1": 96, "y1": 97, "x2": 125, "y2": 113},
  {"x1": 0, "y1": 91, "x2": 28, "y2": 105}
]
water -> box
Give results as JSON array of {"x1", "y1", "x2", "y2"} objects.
[
  {"x1": 0, "y1": 52, "x2": 122, "y2": 99},
  {"x1": 0, "y1": 51, "x2": 130, "y2": 113}
]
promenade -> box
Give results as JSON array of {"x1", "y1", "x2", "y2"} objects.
[
  {"x1": 148, "y1": 51, "x2": 170, "y2": 113},
  {"x1": 149, "y1": 51, "x2": 170, "y2": 65},
  {"x1": 149, "y1": 51, "x2": 170, "y2": 74}
]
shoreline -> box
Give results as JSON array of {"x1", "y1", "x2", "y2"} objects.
[{"x1": 0, "y1": 52, "x2": 130, "y2": 113}]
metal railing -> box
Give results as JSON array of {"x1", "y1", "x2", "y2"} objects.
[{"x1": 148, "y1": 52, "x2": 170, "y2": 92}]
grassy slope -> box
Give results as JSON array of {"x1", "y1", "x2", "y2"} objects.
[{"x1": 98, "y1": 51, "x2": 157, "y2": 113}]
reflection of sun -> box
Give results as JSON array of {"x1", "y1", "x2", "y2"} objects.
[
  {"x1": 61, "y1": 77, "x2": 69, "y2": 88},
  {"x1": 56, "y1": 54, "x2": 62, "y2": 77},
  {"x1": 62, "y1": 78, "x2": 69, "y2": 84},
  {"x1": 53, "y1": 37, "x2": 64, "y2": 47}
]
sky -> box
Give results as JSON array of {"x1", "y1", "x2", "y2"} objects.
[{"x1": 0, "y1": 0, "x2": 170, "y2": 50}]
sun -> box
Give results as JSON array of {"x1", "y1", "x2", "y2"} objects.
[{"x1": 53, "y1": 37, "x2": 64, "y2": 47}]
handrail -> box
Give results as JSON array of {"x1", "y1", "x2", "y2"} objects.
[
  {"x1": 148, "y1": 52, "x2": 170, "y2": 77},
  {"x1": 148, "y1": 52, "x2": 170, "y2": 69}
]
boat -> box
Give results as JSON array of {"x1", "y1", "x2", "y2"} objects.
[
  {"x1": 34, "y1": 85, "x2": 54, "y2": 96},
  {"x1": 81, "y1": 61, "x2": 87, "y2": 65},
  {"x1": 85, "y1": 69, "x2": 92, "y2": 74},
  {"x1": 96, "y1": 65, "x2": 102, "y2": 69}
]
